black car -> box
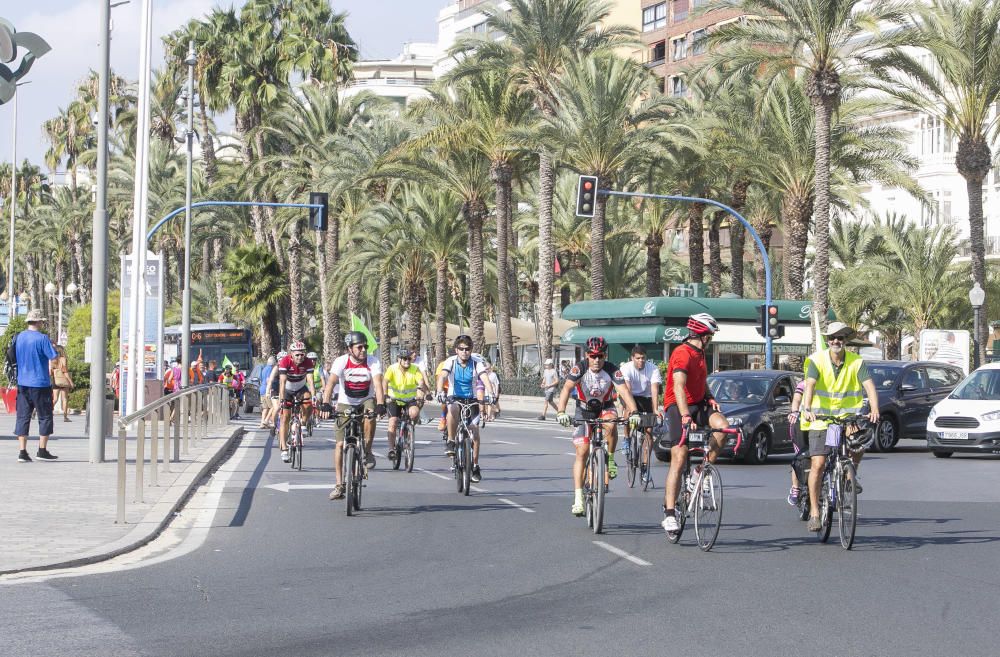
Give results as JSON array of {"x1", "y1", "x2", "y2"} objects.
[
  {"x1": 865, "y1": 360, "x2": 965, "y2": 452},
  {"x1": 243, "y1": 363, "x2": 265, "y2": 413},
  {"x1": 654, "y1": 370, "x2": 802, "y2": 464}
]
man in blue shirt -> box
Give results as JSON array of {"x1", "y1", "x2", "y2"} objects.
[{"x1": 14, "y1": 309, "x2": 59, "y2": 462}]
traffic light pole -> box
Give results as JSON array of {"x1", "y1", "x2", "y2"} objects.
[{"x1": 599, "y1": 189, "x2": 775, "y2": 366}]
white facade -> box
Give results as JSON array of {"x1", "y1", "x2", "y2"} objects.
[
  {"x1": 340, "y1": 42, "x2": 438, "y2": 107},
  {"x1": 433, "y1": 0, "x2": 511, "y2": 77}
]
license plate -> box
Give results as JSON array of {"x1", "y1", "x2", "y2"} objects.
[{"x1": 941, "y1": 432, "x2": 969, "y2": 440}]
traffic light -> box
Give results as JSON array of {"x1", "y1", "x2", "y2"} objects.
[
  {"x1": 309, "y1": 192, "x2": 328, "y2": 231},
  {"x1": 757, "y1": 303, "x2": 784, "y2": 339},
  {"x1": 575, "y1": 175, "x2": 598, "y2": 218}
]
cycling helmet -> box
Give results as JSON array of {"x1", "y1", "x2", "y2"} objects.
[
  {"x1": 454, "y1": 334, "x2": 473, "y2": 348},
  {"x1": 306, "y1": 351, "x2": 318, "y2": 359},
  {"x1": 846, "y1": 418, "x2": 875, "y2": 452},
  {"x1": 277, "y1": 351, "x2": 288, "y2": 360},
  {"x1": 345, "y1": 331, "x2": 367, "y2": 348},
  {"x1": 399, "y1": 345, "x2": 415, "y2": 358},
  {"x1": 289, "y1": 340, "x2": 306, "y2": 352},
  {"x1": 585, "y1": 336, "x2": 608, "y2": 355},
  {"x1": 687, "y1": 312, "x2": 720, "y2": 336}
]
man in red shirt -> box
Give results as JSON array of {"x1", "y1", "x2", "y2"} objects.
[{"x1": 660, "y1": 313, "x2": 731, "y2": 534}]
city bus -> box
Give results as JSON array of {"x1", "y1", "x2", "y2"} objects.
[{"x1": 163, "y1": 323, "x2": 254, "y2": 371}]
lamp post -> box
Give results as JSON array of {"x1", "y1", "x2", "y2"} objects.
[
  {"x1": 969, "y1": 282, "x2": 986, "y2": 370},
  {"x1": 44, "y1": 281, "x2": 78, "y2": 343},
  {"x1": 7, "y1": 80, "x2": 31, "y2": 303},
  {"x1": 179, "y1": 40, "x2": 195, "y2": 388}
]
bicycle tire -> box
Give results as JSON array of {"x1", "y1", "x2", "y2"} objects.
[
  {"x1": 455, "y1": 430, "x2": 465, "y2": 493},
  {"x1": 353, "y1": 447, "x2": 363, "y2": 511},
  {"x1": 694, "y1": 463, "x2": 723, "y2": 551},
  {"x1": 288, "y1": 417, "x2": 300, "y2": 470},
  {"x1": 391, "y1": 430, "x2": 402, "y2": 470},
  {"x1": 641, "y1": 435, "x2": 654, "y2": 492},
  {"x1": 838, "y1": 462, "x2": 858, "y2": 550},
  {"x1": 345, "y1": 443, "x2": 356, "y2": 517},
  {"x1": 667, "y1": 473, "x2": 688, "y2": 544},
  {"x1": 294, "y1": 418, "x2": 303, "y2": 471},
  {"x1": 797, "y1": 489, "x2": 810, "y2": 521},
  {"x1": 404, "y1": 422, "x2": 415, "y2": 473},
  {"x1": 462, "y1": 436, "x2": 472, "y2": 496},
  {"x1": 625, "y1": 430, "x2": 638, "y2": 488},
  {"x1": 818, "y1": 478, "x2": 832, "y2": 542},
  {"x1": 592, "y1": 448, "x2": 606, "y2": 534},
  {"x1": 584, "y1": 456, "x2": 594, "y2": 528}
]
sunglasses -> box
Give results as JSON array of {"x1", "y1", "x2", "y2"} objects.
[
  {"x1": 352, "y1": 344, "x2": 368, "y2": 349},
  {"x1": 828, "y1": 336, "x2": 846, "y2": 343},
  {"x1": 455, "y1": 346, "x2": 471, "y2": 352},
  {"x1": 292, "y1": 352, "x2": 305, "y2": 357},
  {"x1": 399, "y1": 355, "x2": 412, "y2": 360},
  {"x1": 587, "y1": 352, "x2": 606, "y2": 359}
]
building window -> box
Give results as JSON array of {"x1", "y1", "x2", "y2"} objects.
[
  {"x1": 472, "y1": 21, "x2": 487, "y2": 33},
  {"x1": 691, "y1": 28, "x2": 708, "y2": 55},
  {"x1": 671, "y1": 75, "x2": 687, "y2": 97},
  {"x1": 650, "y1": 41, "x2": 666, "y2": 64},
  {"x1": 920, "y1": 115, "x2": 953, "y2": 155},
  {"x1": 672, "y1": 35, "x2": 688, "y2": 61},
  {"x1": 643, "y1": 3, "x2": 667, "y2": 31},
  {"x1": 673, "y1": 0, "x2": 690, "y2": 23}
]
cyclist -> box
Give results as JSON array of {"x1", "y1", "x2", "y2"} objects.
[
  {"x1": 483, "y1": 361, "x2": 501, "y2": 417},
  {"x1": 799, "y1": 322, "x2": 880, "y2": 532},
  {"x1": 619, "y1": 344, "x2": 663, "y2": 473},
  {"x1": 277, "y1": 341, "x2": 316, "y2": 463},
  {"x1": 320, "y1": 331, "x2": 385, "y2": 500},
  {"x1": 263, "y1": 351, "x2": 285, "y2": 430},
  {"x1": 660, "y1": 313, "x2": 731, "y2": 534},
  {"x1": 383, "y1": 345, "x2": 431, "y2": 461},
  {"x1": 556, "y1": 336, "x2": 640, "y2": 516},
  {"x1": 308, "y1": 351, "x2": 324, "y2": 428},
  {"x1": 435, "y1": 335, "x2": 495, "y2": 483},
  {"x1": 257, "y1": 355, "x2": 277, "y2": 429}
]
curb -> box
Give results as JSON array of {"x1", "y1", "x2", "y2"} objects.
[{"x1": 0, "y1": 425, "x2": 245, "y2": 577}]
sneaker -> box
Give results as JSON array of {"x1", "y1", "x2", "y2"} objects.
[
  {"x1": 471, "y1": 465, "x2": 482, "y2": 483},
  {"x1": 807, "y1": 515, "x2": 822, "y2": 532},
  {"x1": 17, "y1": 450, "x2": 31, "y2": 463},
  {"x1": 661, "y1": 514, "x2": 680, "y2": 533},
  {"x1": 329, "y1": 484, "x2": 345, "y2": 500},
  {"x1": 36, "y1": 448, "x2": 58, "y2": 461},
  {"x1": 536, "y1": 415, "x2": 546, "y2": 421},
  {"x1": 787, "y1": 487, "x2": 800, "y2": 506},
  {"x1": 365, "y1": 453, "x2": 376, "y2": 468},
  {"x1": 607, "y1": 455, "x2": 618, "y2": 479},
  {"x1": 445, "y1": 440, "x2": 456, "y2": 457},
  {"x1": 571, "y1": 500, "x2": 585, "y2": 516},
  {"x1": 281, "y1": 450, "x2": 290, "y2": 463},
  {"x1": 388, "y1": 449, "x2": 397, "y2": 461}
]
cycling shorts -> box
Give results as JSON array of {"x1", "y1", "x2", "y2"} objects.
[
  {"x1": 448, "y1": 398, "x2": 480, "y2": 425},
  {"x1": 282, "y1": 387, "x2": 312, "y2": 409},
  {"x1": 633, "y1": 395, "x2": 654, "y2": 414},
  {"x1": 661, "y1": 401, "x2": 716, "y2": 448},
  {"x1": 573, "y1": 407, "x2": 618, "y2": 447},
  {"x1": 387, "y1": 398, "x2": 419, "y2": 418}
]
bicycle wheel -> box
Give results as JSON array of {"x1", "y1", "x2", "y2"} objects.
[
  {"x1": 592, "y1": 448, "x2": 606, "y2": 534},
  {"x1": 797, "y1": 488, "x2": 810, "y2": 521},
  {"x1": 455, "y1": 431, "x2": 465, "y2": 493},
  {"x1": 404, "y1": 422, "x2": 415, "y2": 473},
  {"x1": 462, "y1": 436, "x2": 472, "y2": 496},
  {"x1": 585, "y1": 456, "x2": 594, "y2": 528},
  {"x1": 344, "y1": 444, "x2": 356, "y2": 517},
  {"x1": 353, "y1": 447, "x2": 363, "y2": 511},
  {"x1": 667, "y1": 471, "x2": 688, "y2": 544},
  {"x1": 641, "y1": 435, "x2": 654, "y2": 492},
  {"x1": 838, "y1": 462, "x2": 858, "y2": 550},
  {"x1": 625, "y1": 429, "x2": 638, "y2": 489},
  {"x1": 818, "y1": 478, "x2": 832, "y2": 543},
  {"x1": 289, "y1": 417, "x2": 300, "y2": 470},
  {"x1": 694, "y1": 463, "x2": 723, "y2": 551},
  {"x1": 391, "y1": 430, "x2": 402, "y2": 470}
]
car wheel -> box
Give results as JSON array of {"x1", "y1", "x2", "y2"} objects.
[
  {"x1": 932, "y1": 451, "x2": 953, "y2": 459},
  {"x1": 873, "y1": 416, "x2": 897, "y2": 453},
  {"x1": 744, "y1": 428, "x2": 770, "y2": 465}
]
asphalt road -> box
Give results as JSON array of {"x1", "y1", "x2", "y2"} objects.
[{"x1": 3, "y1": 412, "x2": 1000, "y2": 657}]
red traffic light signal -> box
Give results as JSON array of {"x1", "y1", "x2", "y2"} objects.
[{"x1": 575, "y1": 175, "x2": 598, "y2": 218}]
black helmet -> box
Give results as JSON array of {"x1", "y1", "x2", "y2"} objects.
[{"x1": 344, "y1": 331, "x2": 367, "y2": 348}]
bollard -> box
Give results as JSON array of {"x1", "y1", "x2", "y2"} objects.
[
  {"x1": 116, "y1": 423, "x2": 127, "y2": 524},
  {"x1": 173, "y1": 400, "x2": 181, "y2": 462},
  {"x1": 150, "y1": 410, "x2": 158, "y2": 486},
  {"x1": 182, "y1": 395, "x2": 190, "y2": 454},
  {"x1": 161, "y1": 406, "x2": 171, "y2": 472},
  {"x1": 135, "y1": 417, "x2": 145, "y2": 503}
]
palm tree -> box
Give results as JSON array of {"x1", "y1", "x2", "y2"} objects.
[
  {"x1": 880, "y1": 0, "x2": 1000, "y2": 355},
  {"x1": 707, "y1": 0, "x2": 915, "y2": 323},
  {"x1": 449, "y1": 0, "x2": 637, "y2": 362},
  {"x1": 221, "y1": 244, "x2": 287, "y2": 356}
]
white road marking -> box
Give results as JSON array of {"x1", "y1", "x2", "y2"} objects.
[
  {"x1": 497, "y1": 498, "x2": 535, "y2": 513},
  {"x1": 492, "y1": 440, "x2": 518, "y2": 445},
  {"x1": 263, "y1": 483, "x2": 334, "y2": 492},
  {"x1": 416, "y1": 467, "x2": 452, "y2": 482},
  {"x1": 564, "y1": 452, "x2": 577, "y2": 456},
  {"x1": 592, "y1": 541, "x2": 651, "y2": 567},
  {"x1": 470, "y1": 485, "x2": 489, "y2": 493}
]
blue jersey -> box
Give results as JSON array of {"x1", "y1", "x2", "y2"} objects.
[{"x1": 441, "y1": 355, "x2": 486, "y2": 398}]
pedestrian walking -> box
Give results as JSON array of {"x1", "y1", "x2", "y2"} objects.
[
  {"x1": 50, "y1": 344, "x2": 74, "y2": 422},
  {"x1": 163, "y1": 357, "x2": 182, "y2": 395},
  {"x1": 13, "y1": 309, "x2": 59, "y2": 462},
  {"x1": 537, "y1": 358, "x2": 560, "y2": 420}
]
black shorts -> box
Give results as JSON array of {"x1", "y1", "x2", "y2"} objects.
[
  {"x1": 449, "y1": 398, "x2": 480, "y2": 423},
  {"x1": 661, "y1": 401, "x2": 716, "y2": 447},
  {"x1": 633, "y1": 396, "x2": 654, "y2": 414},
  {"x1": 387, "y1": 399, "x2": 418, "y2": 418},
  {"x1": 282, "y1": 386, "x2": 311, "y2": 409}
]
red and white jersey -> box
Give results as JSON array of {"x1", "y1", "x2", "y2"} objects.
[
  {"x1": 567, "y1": 360, "x2": 625, "y2": 406},
  {"x1": 278, "y1": 355, "x2": 315, "y2": 390},
  {"x1": 330, "y1": 354, "x2": 382, "y2": 405}
]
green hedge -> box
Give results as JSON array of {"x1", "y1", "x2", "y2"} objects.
[
  {"x1": 67, "y1": 387, "x2": 89, "y2": 411},
  {"x1": 0, "y1": 316, "x2": 29, "y2": 387}
]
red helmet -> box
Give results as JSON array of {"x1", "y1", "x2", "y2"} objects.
[
  {"x1": 687, "y1": 313, "x2": 719, "y2": 336},
  {"x1": 585, "y1": 336, "x2": 608, "y2": 355}
]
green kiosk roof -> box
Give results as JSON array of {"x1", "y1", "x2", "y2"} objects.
[{"x1": 561, "y1": 296, "x2": 834, "y2": 324}]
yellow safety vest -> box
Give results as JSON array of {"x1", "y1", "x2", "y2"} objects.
[
  {"x1": 801, "y1": 349, "x2": 865, "y2": 431},
  {"x1": 385, "y1": 363, "x2": 422, "y2": 401}
]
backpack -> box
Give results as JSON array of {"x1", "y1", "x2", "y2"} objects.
[{"x1": 4, "y1": 332, "x2": 19, "y2": 387}]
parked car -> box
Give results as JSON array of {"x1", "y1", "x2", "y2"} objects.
[
  {"x1": 653, "y1": 370, "x2": 802, "y2": 464},
  {"x1": 865, "y1": 360, "x2": 965, "y2": 452},
  {"x1": 243, "y1": 363, "x2": 264, "y2": 413},
  {"x1": 925, "y1": 361, "x2": 1000, "y2": 458}
]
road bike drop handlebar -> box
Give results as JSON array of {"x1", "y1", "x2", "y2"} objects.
[{"x1": 679, "y1": 422, "x2": 743, "y2": 453}]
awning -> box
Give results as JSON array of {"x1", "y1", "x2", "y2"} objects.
[
  {"x1": 562, "y1": 322, "x2": 815, "y2": 353},
  {"x1": 562, "y1": 324, "x2": 676, "y2": 346}
]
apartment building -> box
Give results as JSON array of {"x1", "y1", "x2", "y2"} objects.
[{"x1": 340, "y1": 42, "x2": 437, "y2": 107}]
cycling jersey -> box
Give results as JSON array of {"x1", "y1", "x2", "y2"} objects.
[
  {"x1": 440, "y1": 355, "x2": 486, "y2": 398},
  {"x1": 620, "y1": 361, "x2": 663, "y2": 398},
  {"x1": 384, "y1": 363, "x2": 423, "y2": 401},
  {"x1": 278, "y1": 355, "x2": 315, "y2": 391},
  {"x1": 330, "y1": 354, "x2": 382, "y2": 405},
  {"x1": 663, "y1": 342, "x2": 710, "y2": 408},
  {"x1": 567, "y1": 360, "x2": 625, "y2": 410}
]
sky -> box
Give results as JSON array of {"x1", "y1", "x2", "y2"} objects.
[{"x1": 0, "y1": 0, "x2": 448, "y2": 168}]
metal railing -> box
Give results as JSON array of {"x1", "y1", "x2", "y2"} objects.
[{"x1": 115, "y1": 383, "x2": 231, "y2": 524}]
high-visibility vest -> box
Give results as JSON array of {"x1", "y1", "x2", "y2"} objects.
[{"x1": 801, "y1": 349, "x2": 865, "y2": 431}]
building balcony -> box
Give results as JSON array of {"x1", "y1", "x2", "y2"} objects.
[{"x1": 958, "y1": 236, "x2": 1000, "y2": 258}]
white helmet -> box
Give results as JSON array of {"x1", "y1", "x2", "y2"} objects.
[
  {"x1": 687, "y1": 312, "x2": 720, "y2": 336},
  {"x1": 307, "y1": 351, "x2": 318, "y2": 359}
]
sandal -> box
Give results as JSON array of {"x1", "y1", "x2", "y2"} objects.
[
  {"x1": 329, "y1": 484, "x2": 345, "y2": 500},
  {"x1": 807, "y1": 515, "x2": 821, "y2": 532}
]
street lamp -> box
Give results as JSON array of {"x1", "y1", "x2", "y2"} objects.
[
  {"x1": 969, "y1": 282, "x2": 986, "y2": 370},
  {"x1": 44, "y1": 281, "x2": 78, "y2": 344}
]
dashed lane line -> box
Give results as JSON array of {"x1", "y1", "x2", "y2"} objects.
[{"x1": 592, "y1": 541, "x2": 651, "y2": 567}]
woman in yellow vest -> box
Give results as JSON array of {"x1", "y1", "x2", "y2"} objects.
[{"x1": 800, "y1": 322, "x2": 880, "y2": 532}]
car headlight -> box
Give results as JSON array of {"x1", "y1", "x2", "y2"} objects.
[
  {"x1": 982, "y1": 410, "x2": 1000, "y2": 422},
  {"x1": 928, "y1": 407, "x2": 937, "y2": 420},
  {"x1": 726, "y1": 416, "x2": 744, "y2": 426}
]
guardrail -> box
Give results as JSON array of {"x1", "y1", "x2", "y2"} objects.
[{"x1": 115, "y1": 383, "x2": 231, "y2": 524}]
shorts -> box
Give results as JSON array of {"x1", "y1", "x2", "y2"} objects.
[
  {"x1": 282, "y1": 386, "x2": 312, "y2": 409},
  {"x1": 573, "y1": 406, "x2": 618, "y2": 447},
  {"x1": 387, "y1": 398, "x2": 418, "y2": 418},
  {"x1": 335, "y1": 399, "x2": 376, "y2": 442},
  {"x1": 661, "y1": 401, "x2": 716, "y2": 448},
  {"x1": 807, "y1": 430, "x2": 832, "y2": 457},
  {"x1": 15, "y1": 386, "x2": 54, "y2": 437},
  {"x1": 633, "y1": 396, "x2": 654, "y2": 414},
  {"x1": 448, "y1": 398, "x2": 480, "y2": 425},
  {"x1": 544, "y1": 387, "x2": 557, "y2": 403}
]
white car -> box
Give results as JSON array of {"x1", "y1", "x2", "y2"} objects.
[{"x1": 926, "y1": 361, "x2": 1000, "y2": 458}]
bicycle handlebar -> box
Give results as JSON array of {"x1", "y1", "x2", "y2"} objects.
[
  {"x1": 679, "y1": 423, "x2": 743, "y2": 452},
  {"x1": 812, "y1": 413, "x2": 870, "y2": 425}
]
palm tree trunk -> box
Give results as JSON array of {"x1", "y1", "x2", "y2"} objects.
[
  {"x1": 508, "y1": 226, "x2": 518, "y2": 321},
  {"x1": 72, "y1": 233, "x2": 88, "y2": 302},
  {"x1": 490, "y1": 162, "x2": 516, "y2": 378},
  {"x1": 958, "y1": 135, "x2": 992, "y2": 354},
  {"x1": 751, "y1": 216, "x2": 773, "y2": 299},
  {"x1": 535, "y1": 152, "x2": 555, "y2": 363},
  {"x1": 811, "y1": 97, "x2": 834, "y2": 328},
  {"x1": 212, "y1": 238, "x2": 224, "y2": 320},
  {"x1": 288, "y1": 219, "x2": 303, "y2": 339},
  {"x1": 323, "y1": 218, "x2": 341, "y2": 363},
  {"x1": 709, "y1": 211, "x2": 724, "y2": 297},
  {"x1": 590, "y1": 192, "x2": 609, "y2": 300},
  {"x1": 687, "y1": 203, "x2": 705, "y2": 284},
  {"x1": 465, "y1": 199, "x2": 487, "y2": 351},
  {"x1": 405, "y1": 283, "x2": 424, "y2": 350},
  {"x1": 782, "y1": 193, "x2": 813, "y2": 300},
  {"x1": 198, "y1": 102, "x2": 217, "y2": 185},
  {"x1": 235, "y1": 112, "x2": 265, "y2": 244},
  {"x1": 645, "y1": 230, "x2": 663, "y2": 297},
  {"x1": 347, "y1": 281, "x2": 361, "y2": 322},
  {"x1": 729, "y1": 179, "x2": 749, "y2": 297},
  {"x1": 378, "y1": 275, "x2": 390, "y2": 361},
  {"x1": 435, "y1": 260, "x2": 448, "y2": 370}
]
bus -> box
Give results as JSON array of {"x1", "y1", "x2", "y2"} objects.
[{"x1": 163, "y1": 323, "x2": 254, "y2": 371}]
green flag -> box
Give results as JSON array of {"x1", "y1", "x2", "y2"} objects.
[
  {"x1": 351, "y1": 313, "x2": 378, "y2": 354},
  {"x1": 222, "y1": 355, "x2": 234, "y2": 370}
]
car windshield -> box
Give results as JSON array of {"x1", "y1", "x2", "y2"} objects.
[
  {"x1": 949, "y1": 369, "x2": 1000, "y2": 401},
  {"x1": 867, "y1": 366, "x2": 900, "y2": 390},
  {"x1": 709, "y1": 377, "x2": 768, "y2": 402}
]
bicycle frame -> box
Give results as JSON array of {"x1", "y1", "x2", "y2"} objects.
[{"x1": 448, "y1": 397, "x2": 480, "y2": 495}]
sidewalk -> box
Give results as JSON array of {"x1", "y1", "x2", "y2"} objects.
[{"x1": 0, "y1": 409, "x2": 243, "y2": 575}]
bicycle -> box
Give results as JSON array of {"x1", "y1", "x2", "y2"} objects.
[
  {"x1": 447, "y1": 397, "x2": 480, "y2": 496},
  {"x1": 665, "y1": 422, "x2": 743, "y2": 551},
  {"x1": 390, "y1": 399, "x2": 419, "y2": 473},
  {"x1": 286, "y1": 397, "x2": 310, "y2": 471},
  {"x1": 809, "y1": 414, "x2": 872, "y2": 549},
  {"x1": 332, "y1": 407, "x2": 378, "y2": 516},
  {"x1": 573, "y1": 412, "x2": 630, "y2": 535},
  {"x1": 624, "y1": 413, "x2": 657, "y2": 492}
]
